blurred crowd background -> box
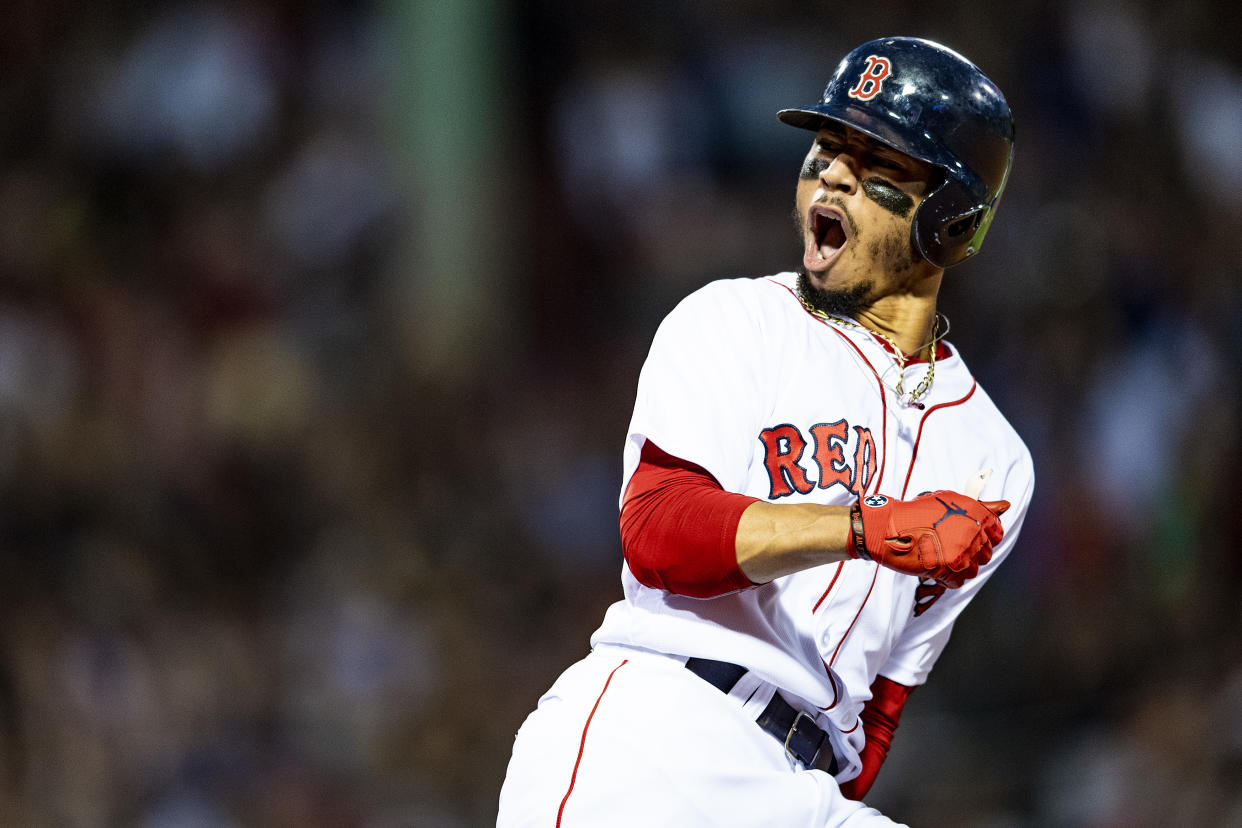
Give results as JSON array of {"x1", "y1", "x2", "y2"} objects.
[{"x1": 1, "y1": 1, "x2": 1240, "y2": 826}]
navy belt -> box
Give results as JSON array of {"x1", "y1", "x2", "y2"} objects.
[{"x1": 685, "y1": 657, "x2": 837, "y2": 773}]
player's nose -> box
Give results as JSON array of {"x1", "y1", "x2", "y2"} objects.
[{"x1": 819, "y1": 154, "x2": 860, "y2": 194}]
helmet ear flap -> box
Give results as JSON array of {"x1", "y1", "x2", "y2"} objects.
[{"x1": 912, "y1": 178, "x2": 992, "y2": 268}]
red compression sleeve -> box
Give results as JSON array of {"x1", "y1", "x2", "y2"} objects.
[
  {"x1": 619, "y1": 441, "x2": 761, "y2": 598},
  {"x1": 838, "y1": 676, "x2": 915, "y2": 801}
]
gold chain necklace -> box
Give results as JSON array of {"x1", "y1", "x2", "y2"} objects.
[{"x1": 797, "y1": 294, "x2": 946, "y2": 409}]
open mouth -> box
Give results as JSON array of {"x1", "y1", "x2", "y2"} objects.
[{"x1": 805, "y1": 205, "x2": 849, "y2": 270}]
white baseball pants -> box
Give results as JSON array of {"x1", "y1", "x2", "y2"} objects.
[{"x1": 497, "y1": 645, "x2": 906, "y2": 827}]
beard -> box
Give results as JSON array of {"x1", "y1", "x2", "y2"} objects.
[
  {"x1": 791, "y1": 189, "x2": 928, "y2": 318},
  {"x1": 791, "y1": 199, "x2": 874, "y2": 319},
  {"x1": 796, "y1": 270, "x2": 873, "y2": 318}
]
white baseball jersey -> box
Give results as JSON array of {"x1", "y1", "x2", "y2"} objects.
[{"x1": 590, "y1": 271, "x2": 1035, "y2": 777}]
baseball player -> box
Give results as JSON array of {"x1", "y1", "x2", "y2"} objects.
[{"x1": 498, "y1": 37, "x2": 1033, "y2": 827}]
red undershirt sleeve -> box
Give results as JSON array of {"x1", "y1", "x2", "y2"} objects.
[
  {"x1": 619, "y1": 440, "x2": 761, "y2": 598},
  {"x1": 837, "y1": 675, "x2": 915, "y2": 801}
]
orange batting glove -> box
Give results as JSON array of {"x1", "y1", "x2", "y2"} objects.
[{"x1": 848, "y1": 491, "x2": 1009, "y2": 587}]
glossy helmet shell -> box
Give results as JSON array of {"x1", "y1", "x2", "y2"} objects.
[{"x1": 778, "y1": 37, "x2": 1014, "y2": 268}]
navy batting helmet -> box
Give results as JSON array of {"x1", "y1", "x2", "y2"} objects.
[{"x1": 778, "y1": 37, "x2": 1014, "y2": 268}]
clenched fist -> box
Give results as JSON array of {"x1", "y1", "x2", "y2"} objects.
[{"x1": 848, "y1": 491, "x2": 1009, "y2": 587}]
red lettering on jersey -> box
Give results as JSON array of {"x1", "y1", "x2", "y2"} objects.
[
  {"x1": 759, "y1": 424, "x2": 814, "y2": 499},
  {"x1": 847, "y1": 55, "x2": 892, "y2": 101},
  {"x1": 811, "y1": 421, "x2": 852, "y2": 492},
  {"x1": 851, "y1": 426, "x2": 877, "y2": 496}
]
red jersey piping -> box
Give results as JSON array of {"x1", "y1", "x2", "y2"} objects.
[
  {"x1": 900, "y1": 381, "x2": 978, "y2": 499},
  {"x1": 771, "y1": 279, "x2": 892, "y2": 496},
  {"x1": 824, "y1": 327, "x2": 889, "y2": 494},
  {"x1": 812, "y1": 562, "x2": 845, "y2": 613},
  {"x1": 828, "y1": 563, "x2": 880, "y2": 667}
]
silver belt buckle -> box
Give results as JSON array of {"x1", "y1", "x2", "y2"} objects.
[{"x1": 783, "y1": 710, "x2": 824, "y2": 767}]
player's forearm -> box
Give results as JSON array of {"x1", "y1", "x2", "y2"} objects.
[{"x1": 735, "y1": 500, "x2": 854, "y2": 583}]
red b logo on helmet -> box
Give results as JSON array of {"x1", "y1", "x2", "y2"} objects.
[{"x1": 847, "y1": 55, "x2": 892, "y2": 101}]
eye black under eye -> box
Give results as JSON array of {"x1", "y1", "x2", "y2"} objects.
[
  {"x1": 800, "y1": 155, "x2": 831, "y2": 180},
  {"x1": 861, "y1": 177, "x2": 914, "y2": 217}
]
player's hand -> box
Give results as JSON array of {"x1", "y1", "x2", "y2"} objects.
[{"x1": 848, "y1": 491, "x2": 1008, "y2": 587}]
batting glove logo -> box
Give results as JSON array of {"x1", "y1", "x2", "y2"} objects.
[
  {"x1": 863, "y1": 495, "x2": 889, "y2": 507},
  {"x1": 931, "y1": 496, "x2": 973, "y2": 528}
]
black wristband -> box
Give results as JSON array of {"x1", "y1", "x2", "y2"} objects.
[{"x1": 849, "y1": 500, "x2": 872, "y2": 561}]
